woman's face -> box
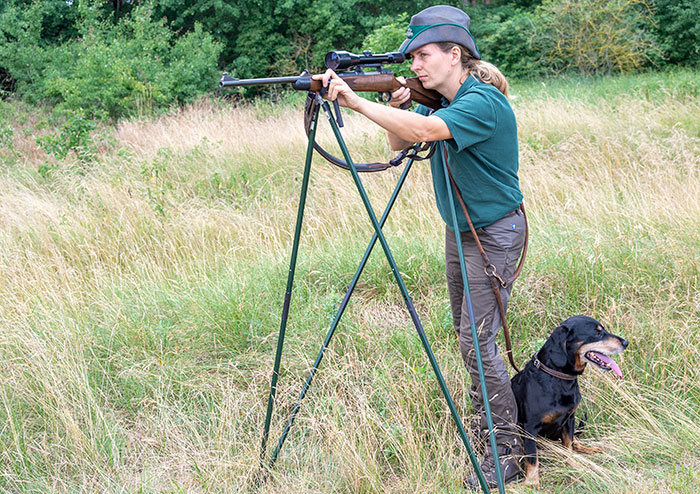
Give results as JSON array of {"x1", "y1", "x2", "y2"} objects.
[{"x1": 409, "y1": 43, "x2": 453, "y2": 90}]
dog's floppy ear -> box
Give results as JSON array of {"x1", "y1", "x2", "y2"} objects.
[{"x1": 547, "y1": 324, "x2": 571, "y2": 368}]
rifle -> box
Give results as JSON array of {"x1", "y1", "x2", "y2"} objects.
[
  {"x1": 220, "y1": 50, "x2": 442, "y2": 111},
  {"x1": 219, "y1": 50, "x2": 441, "y2": 172}
]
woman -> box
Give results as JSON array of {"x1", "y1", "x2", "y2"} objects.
[{"x1": 315, "y1": 5, "x2": 525, "y2": 488}]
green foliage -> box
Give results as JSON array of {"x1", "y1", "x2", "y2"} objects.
[
  {"x1": 40, "y1": 4, "x2": 222, "y2": 119},
  {"x1": 0, "y1": 1, "x2": 50, "y2": 94},
  {"x1": 362, "y1": 13, "x2": 414, "y2": 77},
  {"x1": 0, "y1": 101, "x2": 19, "y2": 166},
  {"x1": 470, "y1": 5, "x2": 543, "y2": 79},
  {"x1": 1, "y1": 0, "x2": 698, "y2": 112},
  {"x1": 26, "y1": 0, "x2": 81, "y2": 42},
  {"x1": 167, "y1": 24, "x2": 223, "y2": 104},
  {"x1": 533, "y1": 0, "x2": 659, "y2": 75},
  {"x1": 362, "y1": 13, "x2": 409, "y2": 54},
  {"x1": 653, "y1": 0, "x2": 700, "y2": 66},
  {"x1": 36, "y1": 109, "x2": 97, "y2": 164},
  {"x1": 150, "y1": 0, "x2": 243, "y2": 61},
  {"x1": 1, "y1": 1, "x2": 222, "y2": 120}
]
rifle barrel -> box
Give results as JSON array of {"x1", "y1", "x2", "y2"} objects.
[{"x1": 219, "y1": 74, "x2": 302, "y2": 88}]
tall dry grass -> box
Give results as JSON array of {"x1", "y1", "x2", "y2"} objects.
[{"x1": 0, "y1": 72, "x2": 698, "y2": 493}]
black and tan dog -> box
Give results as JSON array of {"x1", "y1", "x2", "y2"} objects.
[{"x1": 510, "y1": 315, "x2": 628, "y2": 487}]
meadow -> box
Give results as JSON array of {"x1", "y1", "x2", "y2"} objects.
[{"x1": 0, "y1": 69, "x2": 698, "y2": 493}]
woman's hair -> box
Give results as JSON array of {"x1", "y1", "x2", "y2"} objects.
[{"x1": 436, "y1": 42, "x2": 509, "y2": 98}]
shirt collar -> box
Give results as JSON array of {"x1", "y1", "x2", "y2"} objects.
[{"x1": 441, "y1": 74, "x2": 480, "y2": 108}]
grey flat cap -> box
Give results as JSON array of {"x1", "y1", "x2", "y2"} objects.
[{"x1": 398, "y1": 5, "x2": 481, "y2": 60}]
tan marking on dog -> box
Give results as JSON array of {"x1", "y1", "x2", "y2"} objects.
[
  {"x1": 542, "y1": 410, "x2": 562, "y2": 424},
  {"x1": 573, "y1": 437, "x2": 603, "y2": 454},
  {"x1": 579, "y1": 339, "x2": 625, "y2": 356},
  {"x1": 567, "y1": 340, "x2": 582, "y2": 371},
  {"x1": 524, "y1": 459, "x2": 540, "y2": 487},
  {"x1": 577, "y1": 337, "x2": 626, "y2": 372},
  {"x1": 561, "y1": 431, "x2": 573, "y2": 449}
]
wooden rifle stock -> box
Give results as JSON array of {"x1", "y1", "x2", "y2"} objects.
[{"x1": 309, "y1": 74, "x2": 442, "y2": 110}]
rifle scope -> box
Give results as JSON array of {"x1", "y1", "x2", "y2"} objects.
[{"x1": 324, "y1": 50, "x2": 406, "y2": 71}]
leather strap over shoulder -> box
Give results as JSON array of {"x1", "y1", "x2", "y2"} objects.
[{"x1": 443, "y1": 146, "x2": 529, "y2": 373}]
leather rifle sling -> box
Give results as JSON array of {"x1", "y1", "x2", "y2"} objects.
[
  {"x1": 303, "y1": 94, "x2": 436, "y2": 172},
  {"x1": 443, "y1": 146, "x2": 528, "y2": 373}
]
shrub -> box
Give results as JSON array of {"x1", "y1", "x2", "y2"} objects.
[
  {"x1": 40, "y1": 4, "x2": 222, "y2": 120},
  {"x1": 533, "y1": 0, "x2": 659, "y2": 75},
  {"x1": 36, "y1": 109, "x2": 97, "y2": 164},
  {"x1": 653, "y1": 0, "x2": 700, "y2": 66},
  {"x1": 0, "y1": 2, "x2": 50, "y2": 97},
  {"x1": 0, "y1": 101, "x2": 18, "y2": 166},
  {"x1": 470, "y1": 5, "x2": 543, "y2": 79},
  {"x1": 2, "y1": 1, "x2": 222, "y2": 120},
  {"x1": 362, "y1": 13, "x2": 414, "y2": 78}
]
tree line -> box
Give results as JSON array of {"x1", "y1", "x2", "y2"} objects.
[{"x1": 1, "y1": 0, "x2": 697, "y2": 120}]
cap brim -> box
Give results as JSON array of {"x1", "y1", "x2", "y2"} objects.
[{"x1": 399, "y1": 25, "x2": 480, "y2": 60}]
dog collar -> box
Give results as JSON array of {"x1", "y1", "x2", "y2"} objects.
[{"x1": 532, "y1": 354, "x2": 578, "y2": 381}]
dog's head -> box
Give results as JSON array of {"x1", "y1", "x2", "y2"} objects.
[{"x1": 541, "y1": 315, "x2": 629, "y2": 378}]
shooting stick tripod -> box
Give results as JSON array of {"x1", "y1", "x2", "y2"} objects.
[{"x1": 257, "y1": 92, "x2": 506, "y2": 494}]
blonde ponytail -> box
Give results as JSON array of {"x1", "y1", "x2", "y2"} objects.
[{"x1": 437, "y1": 42, "x2": 510, "y2": 98}]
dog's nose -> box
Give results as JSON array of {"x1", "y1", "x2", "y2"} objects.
[{"x1": 621, "y1": 338, "x2": 629, "y2": 348}]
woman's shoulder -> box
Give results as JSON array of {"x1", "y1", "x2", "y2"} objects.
[
  {"x1": 461, "y1": 77, "x2": 513, "y2": 113},
  {"x1": 465, "y1": 76, "x2": 506, "y2": 100}
]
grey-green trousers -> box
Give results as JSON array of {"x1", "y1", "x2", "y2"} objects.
[{"x1": 445, "y1": 209, "x2": 526, "y2": 456}]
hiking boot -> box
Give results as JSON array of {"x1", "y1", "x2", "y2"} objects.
[{"x1": 464, "y1": 446, "x2": 523, "y2": 490}]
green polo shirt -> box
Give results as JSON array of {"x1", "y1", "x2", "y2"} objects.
[{"x1": 416, "y1": 75, "x2": 522, "y2": 230}]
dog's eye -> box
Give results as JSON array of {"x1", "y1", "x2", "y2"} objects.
[{"x1": 596, "y1": 325, "x2": 603, "y2": 332}]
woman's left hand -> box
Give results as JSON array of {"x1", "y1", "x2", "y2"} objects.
[{"x1": 312, "y1": 69, "x2": 363, "y2": 111}]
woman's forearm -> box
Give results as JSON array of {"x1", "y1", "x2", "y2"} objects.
[{"x1": 354, "y1": 98, "x2": 451, "y2": 144}]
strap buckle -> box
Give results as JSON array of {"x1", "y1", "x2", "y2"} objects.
[{"x1": 484, "y1": 263, "x2": 508, "y2": 289}]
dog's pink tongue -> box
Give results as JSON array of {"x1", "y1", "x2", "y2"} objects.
[{"x1": 593, "y1": 352, "x2": 622, "y2": 379}]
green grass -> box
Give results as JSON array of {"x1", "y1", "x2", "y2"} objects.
[{"x1": 0, "y1": 69, "x2": 699, "y2": 492}]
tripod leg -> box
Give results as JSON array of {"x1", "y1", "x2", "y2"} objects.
[
  {"x1": 259, "y1": 98, "x2": 320, "y2": 469},
  {"x1": 267, "y1": 157, "x2": 417, "y2": 468},
  {"x1": 320, "y1": 101, "x2": 490, "y2": 493},
  {"x1": 442, "y1": 152, "x2": 504, "y2": 494}
]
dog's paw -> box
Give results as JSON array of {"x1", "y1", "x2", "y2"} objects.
[
  {"x1": 572, "y1": 438, "x2": 603, "y2": 454},
  {"x1": 523, "y1": 463, "x2": 540, "y2": 489},
  {"x1": 523, "y1": 478, "x2": 540, "y2": 489}
]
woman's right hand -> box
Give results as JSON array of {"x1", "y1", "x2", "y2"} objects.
[
  {"x1": 312, "y1": 69, "x2": 363, "y2": 110},
  {"x1": 388, "y1": 78, "x2": 411, "y2": 109}
]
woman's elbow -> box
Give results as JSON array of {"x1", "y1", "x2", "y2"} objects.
[
  {"x1": 406, "y1": 128, "x2": 437, "y2": 144},
  {"x1": 388, "y1": 134, "x2": 413, "y2": 151},
  {"x1": 411, "y1": 117, "x2": 451, "y2": 143},
  {"x1": 390, "y1": 141, "x2": 410, "y2": 151}
]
